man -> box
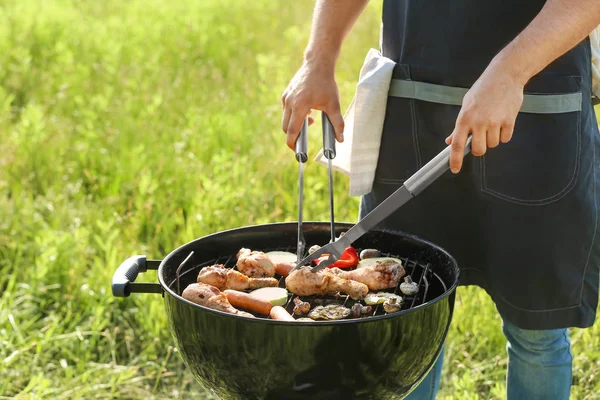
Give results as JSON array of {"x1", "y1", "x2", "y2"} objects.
[{"x1": 281, "y1": 1, "x2": 600, "y2": 399}]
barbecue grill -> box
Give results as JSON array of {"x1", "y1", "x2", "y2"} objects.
[{"x1": 112, "y1": 222, "x2": 459, "y2": 399}]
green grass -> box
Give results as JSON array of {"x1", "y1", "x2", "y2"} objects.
[{"x1": 0, "y1": 1, "x2": 598, "y2": 399}]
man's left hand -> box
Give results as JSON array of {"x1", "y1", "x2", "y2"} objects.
[{"x1": 446, "y1": 62, "x2": 525, "y2": 173}]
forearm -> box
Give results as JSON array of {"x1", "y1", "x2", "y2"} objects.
[
  {"x1": 303, "y1": 0, "x2": 370, "y2": 71},
  {"x1": 492, "y1": 0, "x2": 600, "y2": 85}
]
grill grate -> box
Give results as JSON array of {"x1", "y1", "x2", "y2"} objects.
[{"x1": 173, "y1": 245, "x2": 446, "y2": 320}]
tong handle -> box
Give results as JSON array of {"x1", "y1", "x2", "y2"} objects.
[
  {"x1": 404, "y1": 135, "x2": 473, "y2": 196},
  {"x1": 295, "y1": 118, "x2": 309, "y2": 163},
  {"x1": 322, "y1": 112, "x2": 336, "y2": 159}
]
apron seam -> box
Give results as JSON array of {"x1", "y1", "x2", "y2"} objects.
[
  {"x1": 494, "y1": 294, "x2": 582, "y2": 312},
  {"x1": 577, "y1": 119, "x2": 598, "y2": 305},
  {"x1": 480, "y1": 109, "x2": 582, "y2": 206},
  {"x1": 461, "y1": 268, "x2": 582, "y2": 311},
  {"x1": 409, "y1": 98, "x2": 423, "y2": 168},
  {"x1": 373, "y1": 178, "x2": 405, "y2": 185}
]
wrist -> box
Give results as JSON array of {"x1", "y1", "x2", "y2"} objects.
[
  {"x1": 303, "y1": 47, "x2": 339, "y2": 74},
  {"x1": 489, "y1": 45, "x2": 538, "y2": 87}
]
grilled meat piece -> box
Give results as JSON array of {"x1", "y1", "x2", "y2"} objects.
[
  {"x1": 182, "y1": 283, "x2": 255, "y2": 318},
  {"x1": 285, "y1": 267, "x2": 369, "y2": 300},
  {"x1": 327, "y1": 259, "x2": 404, "y2": 290},
  {"x1": 236, "y1": 248, "x2": 276, "y2": 278},
  {"x1": 197, "y1": 264, "x2": 278, "y2": 291}
]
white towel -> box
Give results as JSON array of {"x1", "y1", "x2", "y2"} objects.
[{"x1": 314, "y1": 48, "x2": 396, "y2": 196}]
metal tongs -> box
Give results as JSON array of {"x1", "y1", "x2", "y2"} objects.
[
  {"x1": 295, "y1": 112, "x2": 337, "y2": 263},
  {"x1": 291, "y1": 135, "x2": 474, "y2": 274}
]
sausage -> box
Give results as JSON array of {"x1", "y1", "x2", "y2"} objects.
[
  {"x1": 223, "y1": 289, "x2": 273, "y2": 315},
  {"x1": 274, "y1": 262, "x2": 294, "y2": 277},
  {"x1": 270, "y1": 306, "x2": 296, "y2": 321}
]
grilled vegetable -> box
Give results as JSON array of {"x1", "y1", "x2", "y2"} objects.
[
  {"x1": 308, "y1": 304, "x2": 352, "y2": 320},
  {"x1": 364, "y1": 292, "x2": 403, "y2": 306},
  {"x1": 270, "y1": 306, "x2": 296, "y2": 321},
  {"x1": 224, "y1": 289, "x2": 273, "y2": 315},
  {"x1": 358, "y1": 257, "x2": 403, "y2": 269},
  {"x1": 360, "y1": 248, "x2": 381, "y2": 260},
  {"x1": 249, "y1": 287, "x2": 288, "y2": 306},
  {"x1": 383, "y1": 297, "x2": 402, "y2": 313},
  {"x1": 400, "y1": 276, "x2": 419, "y2": 296},
  {"x1": 351, "y1": 303, "x2": 373, "y2": 318},
  {"x1": 266, "y1": 251, "x2": 296, "y2": 265},
  {"x1": 293, "y1": 297, "x2": 311, "y2": 316},
  {"x1": 314, "y1": 247, "x2": 360, "y2": 269}
]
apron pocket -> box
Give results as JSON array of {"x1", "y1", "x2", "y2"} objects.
[
  {"x1": 481, "y1": 75, "x2": 583, "y2": 205},
  {"x1": 373, "y1": 64, "x2": 421, "y2": 184}
]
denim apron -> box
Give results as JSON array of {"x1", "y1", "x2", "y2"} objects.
[{"x1": 360, "y1": 0, "x2": 600, "y2": 329}]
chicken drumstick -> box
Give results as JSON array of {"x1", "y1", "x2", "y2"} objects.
[
  {"x1": 327, "y1": 259, "x2": 405, "y2": 290},
  {"x1": 236, "y1": 248, "x2": 276, "y2": 278},
  {"x1": 285, "y1": 267, "x2": 369, "y2": 300},
  {"x1": 197, "y1": 264, "x2": 278, "y2": 291}
]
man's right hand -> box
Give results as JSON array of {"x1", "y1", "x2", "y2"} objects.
[{"x1": 281, "y1": 59, "x2": 345, "y2": 150}]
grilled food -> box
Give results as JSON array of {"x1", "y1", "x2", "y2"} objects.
[
  {"x1": 364, "y1": 292, "x2": 403, "y2": 306},
  {"x1": 351, "y1": 303, "x2": 372, "y2": 318},
  {"x1": 224, "y1": 289, "x2": 273, "y2": 315},
  {"x1": 285, "y1": 267, "x2": 369, "y2": 300},
  {"x1": 359, "y1": 248, "x2": 381, "y2": 260},
  {"x1": 197, "y1": 264, "x2": 278, "y2": 291},
  {"x1": 293, "y1": 297, "x2": 311, "y2": 316},
  {"x1": 236, "y1": 248, "x2": 276, "y2": 278},
  {"x1": 326, "y1": 259, "x2": 404, "y2": 290},
  {"x1": 265, "y1": 251, "x2": 296, "y2": 276},
  {"x1": 383, "y1": 297, "x2": 402, "y2": 313},
  {"x1": 182, "y1": 283, "x2": 255, "y2": 318},
  {"x1": 400, "y1": 276, "x2": 419, "y2": 296},
  {"x1": 308, "y1": 304, "x2": 352, "y2": 320}
]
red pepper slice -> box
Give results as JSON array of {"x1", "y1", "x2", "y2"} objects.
[{"x1": 313, "y1": 247, "x2": 359, "y2": 269}]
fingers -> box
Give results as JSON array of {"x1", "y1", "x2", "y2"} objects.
[
  {"x1": 449, "y1": 125, "x2": 470, "y2": 174},
  {"x1": 470, "y1": 127, "x2": 487, "y2": 157},
  {"x1": 486, "y1": 124, "x2": 501, "y2": 149},
  {"x1": 281, "y1": 106, "x2": 291, "y2": 135},
  {"x1": 286, "y1": 106, "x2": 310, "y2": 150},
  {"x1": 500, "y1": 120, "x2": 515, "y2": 143},
  {"x1": 323, "y1": 104, "x2": 345, "y2": 142}
]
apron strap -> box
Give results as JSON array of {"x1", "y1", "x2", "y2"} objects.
[{"x1": 389, "y1": 79, "x2": 582, "y2": 114}]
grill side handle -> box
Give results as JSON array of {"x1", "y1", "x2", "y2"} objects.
[{"x1": 112, "y1": 255, "x2": 163, "y2": 297}]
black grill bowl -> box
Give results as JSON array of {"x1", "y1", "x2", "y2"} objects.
[{"x1": 112, "y1": 222, "x2": 459, "y2": 400}]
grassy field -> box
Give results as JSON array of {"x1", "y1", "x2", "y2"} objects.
[{"x1": 0, "y1": 1, "x2": 599, "y2": 399}]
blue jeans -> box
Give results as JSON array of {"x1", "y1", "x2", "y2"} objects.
[{"x1": 406, "y1": 319, "x2": 573, "y2": 399}]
